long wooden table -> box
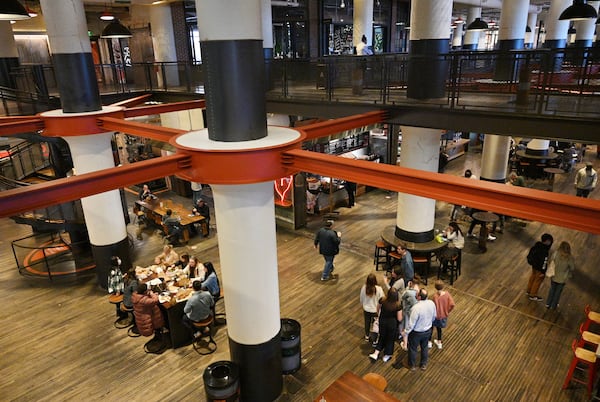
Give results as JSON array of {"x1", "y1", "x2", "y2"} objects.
[
  {"x1": 314, "y1": 371, "x2": 400, "y2": 402},
  {"x1": 134, "y1": 199, "x2": 208, "y2": 241}
]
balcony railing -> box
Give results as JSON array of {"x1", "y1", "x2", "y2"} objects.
[{"x1": 4, "y1": 48, "x2": 600, "y2": 120}]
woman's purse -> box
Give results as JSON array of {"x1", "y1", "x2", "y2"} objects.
[{"x1": 546, "y1": 258, "x2": 556, "y2": 277}]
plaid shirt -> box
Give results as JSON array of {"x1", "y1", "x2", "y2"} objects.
[{"x1": 108, "y1": 269, "x2": 124, "y2": 294}]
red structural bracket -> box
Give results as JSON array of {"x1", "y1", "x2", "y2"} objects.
[
  {"x1": 123, "y1": 99, "x2": 206, "y2": 118},
  {"x1": 282, "y1": 149, "x2": 600, "y2": 234},
  {"x1": 108, "y1": 94, "x2": 153, "y2": 108},
  {"x1": 0, "y1": 154, "x2": 190, "y2": 218},
  {"x1": 97, "y1": 117, "x2": 186, "y2": 142},
  {"x1": 0, "y1": 118, "x2": 44, "y2": 136},
  {"x1": 297, "y1": 110, "x2": 387, "y2": 140}
]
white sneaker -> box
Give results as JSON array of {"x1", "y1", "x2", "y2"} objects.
[
  {"x1": 382, "y1": 355, "x2": 392, "y2": 363},
  {"x1": 427, "y1": 341, "x2": 433, "y2": 349},
  {"x1": 434, "y1": 340, "x2": 443, "y2": 349},
  {"x1": 487, "y1": 234, "x2": 497, "y2": 241},
  {"x1": 369, "y1": 352, "x2": 379, "y2": 361}
]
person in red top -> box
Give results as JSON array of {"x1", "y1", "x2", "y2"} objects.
[{"x1": 430, "y1": 280, "x2": 455, "y2": 350}]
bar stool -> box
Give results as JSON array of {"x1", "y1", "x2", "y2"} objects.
[
  {"x1": 562, "y1": 339, "x2": 597, "y2": 398},
  {"x1": 192, "y1": 315, "x2": 217, "y2": 355},
  {"x1": 578, "y1": 323, "x2": 600, "y2": 349},
  {"x1": 373, "y1": 241, "x2": 390, "y2": 271},
  {"x1": 582, "y1": 305, "x2": 600, "y2": 332},
  {"x1": 438, "y1": 254, "x2": 460, "y2": 285},
  {"x1": 412, "y1": 254, "x2": 430, "y2": 285},
  {"x1": 362, "y1": 372, "x2": 387, "y2": 391},
  {"x1": 120, "y1": 304, "x2": 140, "y2": 337},
  {"x1": 108, "y1": 294, "x2": 129, "y2": 329}
]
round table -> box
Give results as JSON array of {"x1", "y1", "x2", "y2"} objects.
[
  {"x1": 471, "y1": 212, "x2": 499, "y2": 252},
  {"x1": 543, "y1": 167, "x2": 565, "y2": 190}
]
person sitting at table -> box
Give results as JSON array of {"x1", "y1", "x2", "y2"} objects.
[
  {"x1": 175, "y1": 253, "x2": 189, "y2": 269},
  {"x1": 182, "y1": 280, "x2": 214, "y2": 338},
  {"x1": 154, "y1": 244, "x2": 179, "y2": 266},
  {"x1": 396, "y1": 244, "x2": 414, "y2": 285},
  {"x1": 162, "y1": 209, "x2": 183, "y2": 245},
  {"x1": 138, "y1": 184, "x2": 156, "y2": 201},
  {"x1": 131, "y1": 283, "x2": 165, "y2": 340},
  {"x1": 192, "y1": 198, "x2": 210, "y2": 235},
  {"x1": 183, "y1": 256, "x2": 203, "y2": 279},
  {"x1": 123, "y1": 268, "x2": 139, "y2": 334},
  {"x1": 201, "y1": 261, "x2": 221, "y2": 301}
]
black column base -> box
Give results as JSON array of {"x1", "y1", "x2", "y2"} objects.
[
  {"x1": 229, "y1": 332, "x2": 283, "y2": 402},
  {"x1": 91, "y1": 237, "x2": 130, "y2": 289},
  {"x1": 395, "y1": 226, "x2": 434, "y2": 243}
]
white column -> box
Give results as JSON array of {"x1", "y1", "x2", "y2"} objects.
[
  {"x1": 574, "y1": 1, "x2": 600, "y2": 45},
  {"x1": 480, "y1": 135, "x2": 511, "y2": 182},
  {"x1": 396, "y1": 126, "x2": 440, "y2": 240},
  {"x1": 544, "y1": 0, "x2": 571, "y2": 47},
  {"x1": 498, "y1": 0, "x2": 529, "y2": 45},
  {"x1": 452, "y1": 22, "x2": 464, "y2": 48},
  {"x1": 463, "y1": 6, "x2": 481, "y2": 49},
  {"x1": 150, "y1": 4, "x2": 179, "y2": 86},
  {"x1": 261, "y1": 0, "x2": 274, "y2": 55},
  {"x1": 353, "y1": 0, "x2": 374, "y2": 50},
  {"x1": 0, "y1": 22, "x2": 18, "y2": 58},
  {"x1": 525, "y1": 13, "x2": 538, "y2": 48}
]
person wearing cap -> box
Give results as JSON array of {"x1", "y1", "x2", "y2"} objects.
[
  {"x1": 313, "y1": 220, "x2": 341, "y2": 281},
  {"x1": 574, "y1": 162, "x2": 597, "y2": 197}
]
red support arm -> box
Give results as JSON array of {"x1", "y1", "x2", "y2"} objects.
[
  {"x1": 123, "y1": 100, "x2": 206, "y2": 118},
  {"x1": 283, "y1": 149, "x2": 600, "y2": 234},
  {"x1": 298, "y1": 110, "x2": 387, "y2": 140},
  {"x1": 0, "y1": 119, "x2": 44, "y2": 136},
  {"x1": 0, "y1": 154, "x2": 191, "y2": 218},
  {"x1": 97, "y1": 117, "x2": 186, "y2": 142}
]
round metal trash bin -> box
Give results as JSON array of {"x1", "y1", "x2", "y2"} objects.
[
  {"x1": 203, "y1": 361, "x2": 240, "y2": 402},
  {"x1": 281, "y1": 318, "x2": 301, "y2": 374}
]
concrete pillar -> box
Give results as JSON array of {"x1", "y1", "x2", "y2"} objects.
[
  {"x1": 0, "y1": 21, "x2": 19, "y2": 88},
  {"x1": 39, "y1": 0, "x2": 130, "y2": 287},
  {"x1": 494, "y1": 0, "x2": 529, "y2": 81},
  {"x1": 463, "y1": 7, "x2": 482, "y2": 50},
  {"x1": 407, "y1": 0, "x2": 452, "y2": 99},
  {"x1": 525, "y1": 13, "x2": 538, "y2": 48},
  {"x1": 574, "y1": 1, "x2": 599, "y2": 48},
  {"x1": 543, "y1": 0, "x2": 571, "y2": 50},
  {"x1": 396, "y1": 126, "x2": 440, "y2": 242},
  {"x1": 353, "y1": 0, "x2": 374, "y2": 50},
  {"x1": 452, "y1": 22, "x2": 464, "y2": 49},
  {"x1": 480, "y1": 135, "x2": 511, "y2": 183},
  {"x1": 193, "y1": 1, "x2": 282, "y2": 400},
  {"x1": 150, "y1": 4, "x2": 179, "y2": 87}
]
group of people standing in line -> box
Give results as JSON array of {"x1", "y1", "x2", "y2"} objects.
[{"x1": 107, "y1": 246, "x2": 221, "y2": 346}]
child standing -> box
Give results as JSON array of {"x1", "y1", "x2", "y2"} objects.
[{"x1": 431, "y1": 280, "x2": 456, "y2": 349}]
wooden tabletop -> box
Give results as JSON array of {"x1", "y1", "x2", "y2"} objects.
[
  {"x1": 543, "y1": 167, "x2": 566, "y2": 174},
  {"x1": 472, "y1": 212, "x2": 499, "y2": 223},
  {"x1": 136, "y1": 199, "x2": 204, "y2": 226},
  {"x1": 382, "y1": 226, "x2": 448, "y2": 253},
  {"x1": 314, "y1": 371, "x2": 400, "y2": 402}
]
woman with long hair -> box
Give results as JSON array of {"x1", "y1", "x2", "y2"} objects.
[
  {"x1": 359, "y1": 273, "x2": 384, "y2": 341},
  {"x1": 442, "y1": 221, "x2": 465, "y2": 272},
  {"x1": 545, "y1": 241, "x2": 575, "y2": 309},
  {"x1": 201, "y1": 261, "x2": 221, "y2": 299},
  {"x1": 369, "y1": 287, "x2": 402, "y2": 363}
]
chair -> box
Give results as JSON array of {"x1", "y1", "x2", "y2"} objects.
[
  {"x1": 438, "y1": 253, "x2": 460, "y2": 285},
  {"x1": 578, "y1": 323, "x2": 600, "y2": 349},
  {"x1": 582, "y1": 304, "x2": 600, "y2": 332},
  {"x1": 373, "y1": 241, "x2": 390, "y2": 271},
  {"x1": 192, "y1": 315, "x2": 217, "y2": 355},
  {"x1": 108, "y1": 294, "x2": 130, "y2": 329},
  {"x1": 362, "y1": 372, "x2": 387, "y2": 392},
  {"x1": 412, "y1": 254, "x2": 430, "y2": 285},
  {"x1": 120, "y1": 304, "x2": 140, "y2": 337},
  {"x1": 562, "y1": 339, "x2": 597, "y2": 398}
]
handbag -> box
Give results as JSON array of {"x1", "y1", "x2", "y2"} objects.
[
  {"x1": 371, "y1": 316, "x2": 379, "y2": 334},
  {"x1": 546, "y1": 259, "x2": 556, "y2": 277}
]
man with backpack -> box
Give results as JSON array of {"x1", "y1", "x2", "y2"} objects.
[{"x1": 526, "y1": 233, "x2": 554, "y2": 301}]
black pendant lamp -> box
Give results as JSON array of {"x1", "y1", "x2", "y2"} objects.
[
  {"x1": 0, "y1": 0, "x2": 31, "y2": 20},
  {"x1": 101, "y1": 19, "x2": 132, "y2": 38},
  {"x1": 559, "y1": 0, "x2": 598, "y2": 21},
  {"x1": 466, "y1": 17, "x2": 489, "y2": 31},
  {"x1": 525, "y1": 26, "x2": 532, "y2": 33}
]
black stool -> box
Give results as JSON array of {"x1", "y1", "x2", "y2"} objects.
[
  {"x1": 373, "y1": 241, "x2": 390, "y2": 271},
  {"x1": 120, "y1": 304, "x2": 140, "y2": 337},
  {"x1": 192, "y1": 315, "x2": 217, "y2": 355},
  {"x1": 438, "y1": 254, "x2": 460, "y2": 285}
]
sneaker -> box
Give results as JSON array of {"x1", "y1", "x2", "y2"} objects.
[
  {"x1": 420, "y1": 365, "x2": 427, "y2": 371},
  {"x1": 320, "y1": 277, "x2": 329, "y2": 281},
  {"x1": 487, "y1": 234, "x2": 497, "y2": 241},
  {"x1": 409, "y1": 366, "x2": 417, "y2": 372},
  {"x1": 434, "y1": 340, "x2": 443, "y2": 349},
  {"x1": 545, "y1": 304, "x2": 550, "y2": 309},
  {"x1": 369, "y1": 352, "x2": 379, "y2": 361},
  {"x1": 427, "y1": 341, "x2": 433, "y2": 349},
  {"x1": 467, "y1": 233, "x2": 476, "y2": 238},
  {"x1": 382, "y1": 355, "x2": 392, "y2": 363},
  {"x1": 529, "y1": 296, "x2": 543, "y2": 302},
  {"x1": 364, "y1": 335, "x2": 370, "y2": 341}
]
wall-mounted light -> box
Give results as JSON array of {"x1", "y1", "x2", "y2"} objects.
[
  {"x1": 559, "y1": 0, "x2": 598, "y2": 21},
  {"x1": 0, "y1": 0, "x2": 30, "y2": 20}
]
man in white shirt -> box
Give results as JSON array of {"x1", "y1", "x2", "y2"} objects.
[
  {"x1": 403, "y1": 288, "x2": 436, "y2": 371},
  {"x1": 575, "y1": 163, "x2": 597, "y2": 197}
]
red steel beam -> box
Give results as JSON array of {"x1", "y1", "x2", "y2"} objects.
[
  {"x1": 109, "y1": 94, "x2": 153, "y2": 108},
  {"x1": 123, "y1": 99, "x2": 206, "y2": 118},
  {"x1": 298, "y1": 110, "x2": 387, "y2": 140},
  {"x1": 283, "y1": 149, "x2": 600, "y2": 234},
  {"x1": 97, "y1": 117, "x2": 186, "y2": 142},
  {"x1": 0, "y1": 153, "x2": 191, "y2": 218},
  {"x1": 0, "y1": 118, "x2": 44, "y2": 136}
]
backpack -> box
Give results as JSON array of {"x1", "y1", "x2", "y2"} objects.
[{"x1": 526, "y1": 247, "x2": 535, "y2": 265}]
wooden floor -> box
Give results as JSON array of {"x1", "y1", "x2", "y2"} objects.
[{"x1": 0, "y1": 145, "x2": 599, "y2": 402}]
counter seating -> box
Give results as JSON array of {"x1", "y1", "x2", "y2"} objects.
[
  {"x1": 582, "y1": 305, "x2": 600, "y2": 332},
  {"x1": 192, "y1": 315, "x2": 217, "y2": 355},
  {"x1": 374, "y1": 240, "x2": 390, "y2": 271},
  {"x1": 562, "y1": 339, "x2": 597, "y2": 398}
]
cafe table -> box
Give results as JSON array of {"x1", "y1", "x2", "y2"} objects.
[
  {"x1": 471, "y1": 212, "x2": 499, "y2": 252},
  {"x1": 543, "y1": 167, "x2": 565, "y2": 191},
  {"x1": 135, "y1": 199, "x2": 208, "y2": 241},
  {"x1": 314, "y1": 371, "x2": 400, "y2": 402}
]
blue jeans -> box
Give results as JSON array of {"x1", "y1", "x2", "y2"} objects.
[
  {"x1": 546, "y1": 280, "x2": 565, "y2": 309},
  {"x1": 408, "y1": 328, "x2": 432, "y2": 368},
  {"x1": 321, "y1": 254, "x2": 335, "y2": 279}
]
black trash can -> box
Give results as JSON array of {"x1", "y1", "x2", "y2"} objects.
[
  {"x1": 203, "y1": 361, "x2": 240, "y2": 402},
  {"x1": 281, "y1": 318, "x2": 301, "y2": 374}
]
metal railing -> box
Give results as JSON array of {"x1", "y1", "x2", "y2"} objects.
[{"x1": 0, "y1": 141, "x2": 50, "y2": 181}]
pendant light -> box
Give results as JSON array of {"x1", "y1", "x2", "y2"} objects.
[
  {"x1": 467, "y1": 17, "x2": 488, "y2": 31},
  {"x1": 559, "y1": 0, "x2": 598, "y2": 21},
  {"x1": 340, "y1": 0, "x2": 345, "y2": 9},
  {"x1": 0, "y1": 0, "x2": 31, "y2": 20},
  {"x1": 101, "y1": 19, "x2": 132, "y2": 38}
]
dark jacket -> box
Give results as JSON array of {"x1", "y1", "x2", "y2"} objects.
[
  {"x1": 527, "y1": 241, "x2": 551, "y2": 272},
  {"x1": 314, "y1": 227, "x2": 340, "y2": 256}
]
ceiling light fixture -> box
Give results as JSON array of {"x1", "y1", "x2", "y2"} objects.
[
  {"x1": 100, "y1": 10, "x2": 115, "y2": 21},
  {"x1": 101, "y1": 19, "x2": 132, "y2": 38},
  {"x1": 340, "y1": 0, "x2": 345, "y2": 9},
  {"x1": 525, "y1": 25, "x2": 532, "y2": 32},
  {"x1": 559, "y1": 0, "x2": 598, "y2": 21},
  {"x1": 467, "y1": 17, "x2": 488, "y2": 31},
  {"x1": 0, "y1": 0, "x2": 31, "y2": 20}
]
